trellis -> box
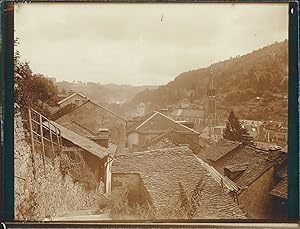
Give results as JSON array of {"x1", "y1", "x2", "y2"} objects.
[{"x1": 28, "y1": 108, "x2": 62, "y2": 174}]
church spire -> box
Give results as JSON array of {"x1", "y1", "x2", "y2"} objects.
[
  {"x1": 207, "y1": 65, "x2": 215, "y2": 96},
  {"x1": 206, "y1": 65, "x2": 217, "y2": 137}
]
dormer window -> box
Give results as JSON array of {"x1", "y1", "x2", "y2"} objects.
[{"x1": 224, "y1": 163, "x2": 249, "y2": 180}]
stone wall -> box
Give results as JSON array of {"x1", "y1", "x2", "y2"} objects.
[
  {"x1": 112, "y1": 173, "x2": 152, "y2": 207},
  {"x1": 14, "y1": 112, "x2": 103, "y2": 221},
  {"x1": 238, "y1": 167, "x2": 276, "y2": 219}
]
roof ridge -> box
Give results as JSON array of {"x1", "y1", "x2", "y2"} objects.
[
  {"x1": 58, "y1": 92, "x2": 88, "y2": 105},
  {"x1": 116, "y1": 145, "x2": 192, "y2": 157}
]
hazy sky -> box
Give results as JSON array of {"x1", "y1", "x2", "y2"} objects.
[{"x1": 15, "y1": 3, "x2": 288, "y2": 85}]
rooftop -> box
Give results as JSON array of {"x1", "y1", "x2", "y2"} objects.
[
  {"x1": 270, "y1": 178, "x2": 288, "y2": 200},
  {"x1": 112, "y1": 146, "x2": 246, "y2": 219},
  {"x1": 127, "y1": 111, "x2": 199, "y2": 135},
  {"x1": 213, "y1": 145, "x2": 286, "y2": 189},
  {"x1": 199, "y1": 139, "x2": 242, "y2": 162},
  {"x1": 46, "y1": 121, "x2": 110, "y2": 159},
  {"x1": 58, "y1": 92, "x2": 87, "y2": 105}
]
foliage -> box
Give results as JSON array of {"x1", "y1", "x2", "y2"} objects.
[
  {"x1": 98, "y1": 190, "x2": 155, "y2": 220},
  {"x1": 129, "y1": 40, "x2": 288, "y2": 121},
  {"x1": 14, "y1": 49, "x2": 58, "y2": 117},
  {"x1": 223, "y1": 111, "x2": 253, "y2": 144},
  {"x1": 59, "y1": 153, "x2": 98, "y2": 191},
  {"x1": 16, "y1": 191, "x2": 38, "y2": 221}
]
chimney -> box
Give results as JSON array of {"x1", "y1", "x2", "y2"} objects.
[
  {"x1": 95, "y1": 128, "x2": 109, "y2": 148},
  {"x1": 161, "y1": 108, "x2": 168, "y2": 115}
]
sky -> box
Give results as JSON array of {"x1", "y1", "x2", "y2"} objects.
[{"x1": 15, "y1": 3, "x2": 288, "y2": 86}]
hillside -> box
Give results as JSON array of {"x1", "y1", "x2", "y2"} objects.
[
  {"x1": 130, "y1": 40, "x2": 288, "y2": 121},
  {"x1": 55, "y1": 82, "x2": 158, "y2": 105}
]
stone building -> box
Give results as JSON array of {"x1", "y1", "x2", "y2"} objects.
[
  {"x1": 112, "y1": 146, "x2": 246, "y2": 219},
  {"x1": 14, "y1": 110, "x2": 103, "y2": 220},
  {"x1": 58, "y1": 92, "x2": 88, "y2": 108},
  {"x1": 53, "y1": 99, "x2": 127, "y2": 151},
  {"x1": 198, "y1": 139, "x2": 288, "y2": 219},
  {"x1": 127, "y1": 111, "x2": 200, "y2": 152},
  {"x1": 140, "y1": 128, "x2": 209, "y2": 153},
  {"x1": 48, "y1": 121, "x2": 113, "y2": 193}
]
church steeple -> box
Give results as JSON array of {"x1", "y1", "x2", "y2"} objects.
[
  {"x1": 207, "y1": 67, "x2": 216, "y2": 97},
  {"x1": 206, "y1": 65, "x2": 217, "y2": 136}
]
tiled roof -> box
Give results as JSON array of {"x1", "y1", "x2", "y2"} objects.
[
  {"x1": 225, "y1": 163, "x2": 249, "y2": 173},
  {"x1": 57, "y1": 99, "x2": 126, "y2": 123},
  {"x1": 59, "y1": 120, "x2": 97, "y2": 138},
  {"x1": 112, "y1": 146, "x2": 246, "y2": 219},
  {"x1": 127, "y1": 111, "x2": 156, "y2": 132},
  {"x1": 127, "y1": 111, "x2": 199, "y2": 135},
  {"x1": 213, "y1": 146, "x2": 285, "y2": 189},
  {"x1": 147, "y1": 138, "x2": 179, "y2": 150},
  {"x1": 58, "y1": 92, "x2": 87, "y2": 105},
  {"x1": 46, "y1": 121, "x2": 110, "y2": 159},
  {"x1": 270, "y1": 178, "x2": 288, "y2": 200},
  {"x1": 199, "y1": 139, "x2": 242, "y2": 162},
  {"x1": 144, "y1": 129, "x2": 205, "y2": 154}
]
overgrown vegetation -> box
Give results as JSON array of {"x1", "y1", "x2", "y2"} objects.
[
  {"x1": 97, "y1": 179, "x2": 207, "y2": 220},
  {"x1": 59, "y1": 153, "x2": 98, "y2": 191},
  {"x1": 14, "y1": 41, "x2": 59, "y2": 117},
  {"x1": 129, "y1": 40, "x2": 288, "y2": 121},
  {"x1": 16, "y1": 191, "x2": 38, "y2": 221}
]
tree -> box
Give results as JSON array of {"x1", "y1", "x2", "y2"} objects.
[
  {"x1": 14, "y1": 48, "x2": 58, "y2": 116},
  {"x1": 223, "y1": 111, "x2": 253, "y2": 145}
]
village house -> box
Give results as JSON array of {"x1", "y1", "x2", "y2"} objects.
[
  {"x1": 169, "y1": 107, "x2": 205, "y2": 130},
  {"x1": 140, "y1": 128, "x2": 210, "y2": 153},
  {"x1": 252, "y1": 121, "x2": 288, "y2": 150},
  {"x1": 45, "y1": 121, "x2": 114, "y2": 193},
  {"x1": 126, "y1": 111, "x2": 200, "y2": 152},
  {"x1": 57, "y1": 92, "x2": 88, "y2": 108},
  {"x1": 112, "y1": 146, "x2": 246, "y2": 219},
  {"x1": 240, "y1": 119, "x2": 264, "y2": 138},
  {"x1": 198, "y1": 139, "x2": 287, "y2": 219},
  {"x1": 51, "y1": 99, "x2": 127, "y2": 154},
  {"x1": 200, "y1": 125, "x2": 226, "y2": 142}
]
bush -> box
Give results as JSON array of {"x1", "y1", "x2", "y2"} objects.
[{"x1": 59, "y1": 153, "x2": 98, "y2": 191}]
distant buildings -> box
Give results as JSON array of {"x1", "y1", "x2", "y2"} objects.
[
  {"x1": 137, "y1": 103, "x2": 145, "y2": 117},
  {"x1": 252, "y1": 120, "x2": 287, "y2": 150},
  {"x1": 58, "y1": 92, "x2": 88, "y2": 108}
]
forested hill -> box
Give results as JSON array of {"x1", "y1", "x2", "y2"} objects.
[{"x1": 130, "y1": 40, "x2": 288, "y2": 117}]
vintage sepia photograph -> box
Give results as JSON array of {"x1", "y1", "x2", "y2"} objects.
[{"x1": 14, "y1": 3, "x2": 289, "y2": 221}]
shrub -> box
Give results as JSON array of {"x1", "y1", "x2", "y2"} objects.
[{"x1": 59, "y1": 153, "x2": 97, "y2": 191}]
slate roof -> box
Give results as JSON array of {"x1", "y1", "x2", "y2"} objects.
[
  {"x1": 270, "y1": 165, "x2": 287, "y2": 200},
  {"x1": 59, "y1": 120, "x2": 97, "y2": 138},
  {"x1": 58, "y1": 92, "x2": 87, "y2": 105},
  {"x1": 127, "y1": 111, "x2": 156, "y2": 132},
  {"x1": 57, "y1": 99, "x2": 126, "y2": 123},
  {"x1": 46, "y1": 121, "x2": 110, "y2": 159},
  {"x1": 112, "y1": 146, "x2": 246, "y2": 219},
  {"x1": 213, "y1": 146, "x2": 285, "y2": 189},
  {"x1": 225, "y1": 163, "x2": 249, "y2": 173},
  {"x1": 199, "y1": 139, "x2": 242, "y2": 162},
  {"x1": 144, "y1": 129, "x2": 205, "y2": 153},
  {"x1": 127, "y1": 111, "x2": 199, "y2": 135},
  {"x1": 270, "y1": 178, "x2": 288, "y2": 200}
]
